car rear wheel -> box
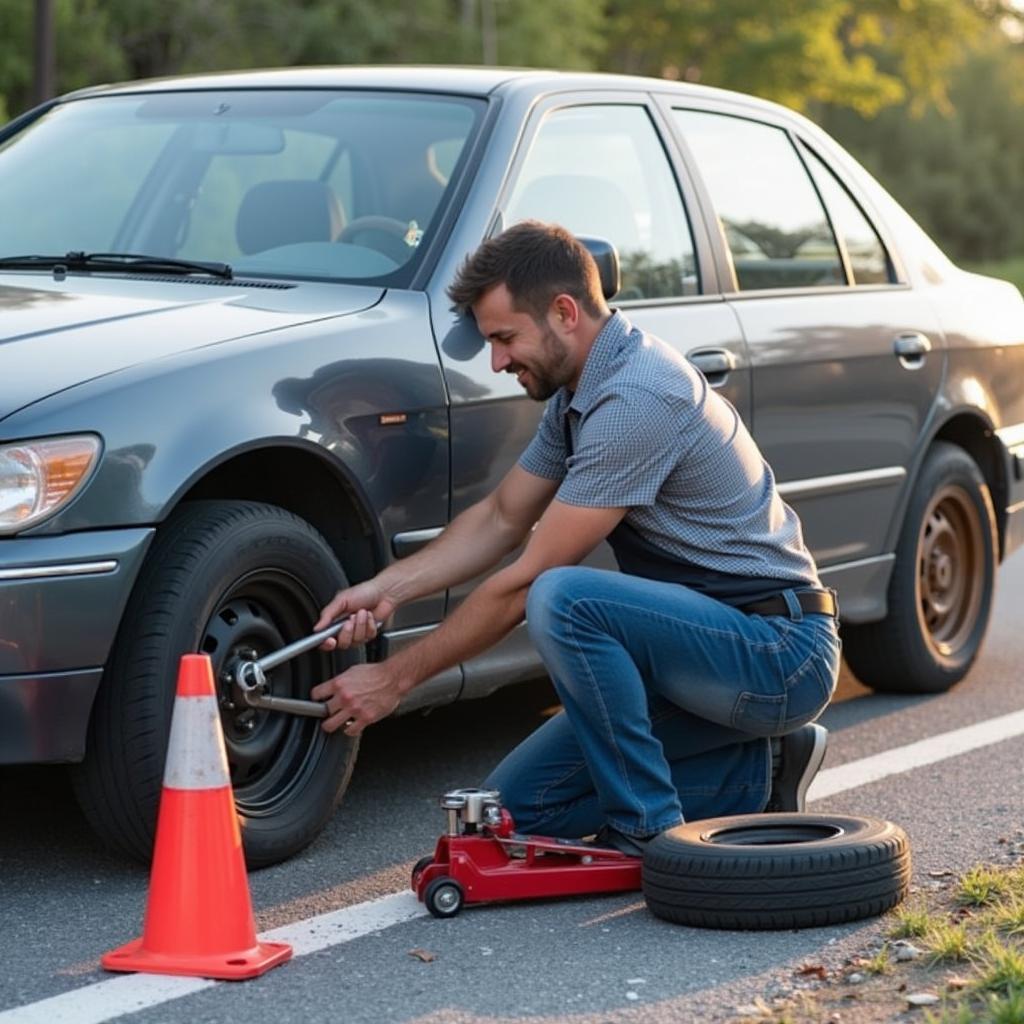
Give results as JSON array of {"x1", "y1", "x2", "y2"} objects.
[
  {"x1": 842, "y1": 442, "x2": 997, "y2": 694},
  {"x1": 72, "y1": 500, "x2": 360, "y2": 867}
]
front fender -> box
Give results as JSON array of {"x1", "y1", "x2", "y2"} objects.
[{"x1": 6, "y1": 291, "x2": 450, "y2": 553}]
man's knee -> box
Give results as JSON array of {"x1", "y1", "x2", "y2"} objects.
[{"x1": 525, "y1": 566, "x2": 588, "y2": 639}]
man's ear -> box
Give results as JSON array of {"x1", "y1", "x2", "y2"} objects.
[{"x1": 551, "y1": 293, "x2": 580, "y2": 330}]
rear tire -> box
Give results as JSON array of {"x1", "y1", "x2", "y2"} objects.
[
  {"x1": 72, "y1": 500, "x2": 361, "y2": 867},
  {"x1": 643, "y1": 813, "x2": 910, "y2": 930},
  {"x1": 842, "y1": 442, "x2": 997, "y2": 693}
]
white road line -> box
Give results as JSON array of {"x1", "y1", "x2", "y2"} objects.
[
  {"x1": 262, "y1": 888, "x2": 425, "y2": 955},
  {"x1": 5, "y1": 708, "x2": 1024, "y2": 1024},
  {"x1": 808, "y1": 707, "x2": 1024, "y2": 802}
]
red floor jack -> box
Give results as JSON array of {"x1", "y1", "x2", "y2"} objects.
[{"x1": 412, "y1": 788, "x2": 642, "y2": 917}]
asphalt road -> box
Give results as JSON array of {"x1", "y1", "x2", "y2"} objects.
[{"x1": 2, "y1": 548, "x2": 1024, "y2": 1023}]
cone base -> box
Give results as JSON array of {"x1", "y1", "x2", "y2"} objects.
[{"x1": 101, "y1": 936, "x2": 292, "y2": 980}]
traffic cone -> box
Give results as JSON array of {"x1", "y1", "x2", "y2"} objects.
[{"x1": 101, "y1": 654, "x2": 292, "y2": 980}]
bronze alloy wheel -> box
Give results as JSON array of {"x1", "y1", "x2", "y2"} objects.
[
  {"x1": 916, "y1": 483, "x2": 985, "y2": 659},
  {"x1": 841, "y1": 441, "x2": 997, "y2": 694}
]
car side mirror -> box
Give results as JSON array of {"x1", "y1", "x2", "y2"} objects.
[{"x1": 577, "y1": 236, "x2": 620, "y2": 301}]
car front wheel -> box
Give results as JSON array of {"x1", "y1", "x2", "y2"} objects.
[
  {"x1": 842, "y1": 442, "x2": 997, "y2": 694},
  {"x1": 72, "y1": 500, "x2": 361, "y2": 867}
]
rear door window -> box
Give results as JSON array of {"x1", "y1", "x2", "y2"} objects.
[
  {"x1": 799, "y1": 142, "x2": 894, "y2": 285},
  {"x1": 672, "y1": 109, "x2": 845, "y2": 291}
]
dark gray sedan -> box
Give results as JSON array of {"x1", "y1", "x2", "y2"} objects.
[{"x1": 2, "y1": 67, "x2": 1022, "y2": 865}]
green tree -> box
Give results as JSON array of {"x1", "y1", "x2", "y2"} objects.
[
  {"x1": 0, "y1": 0, "x2": 608, "y2": 119},
  {"x1": 601, "y1": 0, "x2": 1019, "y2": 116},
  {"x1": 822, "y1": 32, "x2": 1024, "y2": 261},
  {"x1": 0, "y1": 0, "x2": 122, "y2": 120}
]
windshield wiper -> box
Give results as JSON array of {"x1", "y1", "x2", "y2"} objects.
[{"x1": 0, "y1": 251, "x2": 233, "y2": 280}]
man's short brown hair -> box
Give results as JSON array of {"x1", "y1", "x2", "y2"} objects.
[{"x1": 447, "y1": 220, "x2": 605, "y2": 322}]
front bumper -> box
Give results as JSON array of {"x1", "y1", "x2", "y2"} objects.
[{"x1": 0, "y1": 527, "x2": 153, "y2": 763}]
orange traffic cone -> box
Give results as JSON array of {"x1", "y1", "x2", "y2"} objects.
[{"x1": 101, "y1": 654, "x2": 292, "y2": 980}]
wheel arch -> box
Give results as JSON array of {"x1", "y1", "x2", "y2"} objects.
[
  {"x1": 175, "y1": 440, "x2": 385, "y2": 585},
  {"x1": 886, "y1": 411, "x2": 1006, "y2": 562},
  {"x1": 928, "y1": 412, "x2": 1008, "y2": 560}
]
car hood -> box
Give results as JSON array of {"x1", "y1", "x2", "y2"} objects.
[{"x1": 0, "y1": 274, "x2": 384, "y2": 422}]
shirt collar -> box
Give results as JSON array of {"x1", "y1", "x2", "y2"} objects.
[{"x1": 567, "y1": 310, "x2": 633, "y2": 415}]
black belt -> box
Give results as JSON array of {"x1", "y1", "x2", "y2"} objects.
[{"x1": 739, "y1": 589, "x2": 838, "y2": 619}]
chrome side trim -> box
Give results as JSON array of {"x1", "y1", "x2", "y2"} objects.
[
  {"x1": 0, "y1": 560, "x2": 118, "y2": 581},
  {"x1": 778, "y1": 467, "x2": 906, "y2": 501},
  {"x1": 392, "y1": 527, "x2": 444, "y2": 558},
  {"x1": 818, "y1": 552, "x2": 895, "y2": 575}
]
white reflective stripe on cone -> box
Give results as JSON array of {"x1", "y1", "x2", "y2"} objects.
[{"x1": 163, "y1": 696, "x2": 231, "y2": 790}]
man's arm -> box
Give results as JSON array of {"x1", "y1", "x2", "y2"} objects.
[
  {"x1": 314, "y1": 464, "x2": 560, "y2": 648},
  {"x1": 311, "y1": 499, "x2": 626, "y2": 733}
]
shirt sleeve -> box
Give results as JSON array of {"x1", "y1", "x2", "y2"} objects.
[
  {"x1": 556, "y1": 388, "x2": 689, "y2": 508},
  {"x1": 517, "y1": 396, "x2": 568, "y2": 481}
]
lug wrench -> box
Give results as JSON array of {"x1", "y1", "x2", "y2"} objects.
[{"x1": 233, "y1": 616, "x2": 382, "y2": 719}]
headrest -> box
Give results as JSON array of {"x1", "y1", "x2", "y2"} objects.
[{"x1": 236, "y1": 180, "x2": 346, "y2": 255}]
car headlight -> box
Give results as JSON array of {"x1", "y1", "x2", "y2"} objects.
[{"x1": 0, "y1": 435, "x2": 102, "y2": 535}]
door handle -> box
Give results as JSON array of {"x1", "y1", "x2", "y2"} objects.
[
  {"x1": 893, "y1": 332, "x2": 932, "y2": 368},
  {"x1": 687, "y1": 348, "x2": 736, "y2": 385}
]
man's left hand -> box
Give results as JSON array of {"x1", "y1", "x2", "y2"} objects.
[{"x1": 311, "y1": 662, "x2": 404, "y2": 735}]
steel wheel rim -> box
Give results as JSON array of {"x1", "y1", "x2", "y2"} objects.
[
  {"x1": 200, "y1": 568, "x2": 336, "y2": 815},
  {"x1": 915, "y1": 484, "x2": 984, "y2": 658}
]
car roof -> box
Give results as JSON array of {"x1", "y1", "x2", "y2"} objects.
[{"x1": 60, "y1": 65, "x2": 792, "y2": 119}]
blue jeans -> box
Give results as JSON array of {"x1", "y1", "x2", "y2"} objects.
[{"x1": 485, "y1": 567, "x2": 841, "y2": 840}]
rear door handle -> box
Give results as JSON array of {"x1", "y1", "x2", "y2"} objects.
[
  {"x1": 687, "y1": 348, "x2": 736, "y2": 386},
  {"x1": 893, "y1": 332, "x2": 932, "y2": 368}
]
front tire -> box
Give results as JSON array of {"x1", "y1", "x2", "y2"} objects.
[
  {"x1": 72, "y1": 500, "x2": 361, "y2": 867},
  {"x1": 842, "y1": 442, "x2": 997, "y2": 694}
]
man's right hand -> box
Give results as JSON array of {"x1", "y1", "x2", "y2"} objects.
[{"x1": 315, "y1": 580, "x2": 396, "y2": 651}]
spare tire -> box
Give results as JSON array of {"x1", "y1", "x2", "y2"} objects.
[{"x1": 643, "y1": 813, "x2": 910, "y2": 930}]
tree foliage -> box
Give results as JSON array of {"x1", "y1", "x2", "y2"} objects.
[
  {"x1": 822, "y1": 32, "x2": 1024, "y2": 261},
  {"x1": 2, "y1": 0, "x2": 1015, "y2": 117},
  {"x1": 602, "y1": 0, "x2": 1016, "y2": 115}
]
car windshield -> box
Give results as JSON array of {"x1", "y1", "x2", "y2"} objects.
[{"x1": 0, "y1": 89, "x2": 483, "y2": 285}]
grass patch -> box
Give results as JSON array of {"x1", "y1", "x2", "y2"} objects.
[
  {"x1": 959, "y1": 865, "x2": 1012, "y2": 907},
  {"x1": 926, "y1": 921, "x2": 972, "y2": 964},
  {"x1": 865, "y1": 942, "x2": 893, "y2": 974},
  {"x1": 890, "y1": 900, "x2": 936, "y2": 939},
  {"x1": 962, "y1": 256, "x2": 1024, "y2": 294},
  {"x1": 972, "y1": 936, "x2": 1024, "y2": 996},
  {"x1": 984, "y1": 987, "x2": 1024, "y2": 1024},
  {"x1": 748, "y1": 860, "x2": 1024, "y2": 1023},
  {"x1": 985, "y1": 898, "x2": 1024, "y2": 937}
]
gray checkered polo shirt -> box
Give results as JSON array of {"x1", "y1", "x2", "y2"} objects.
[{"x1": 518, "y1": 311, "x2": 820, "y2": 599}]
